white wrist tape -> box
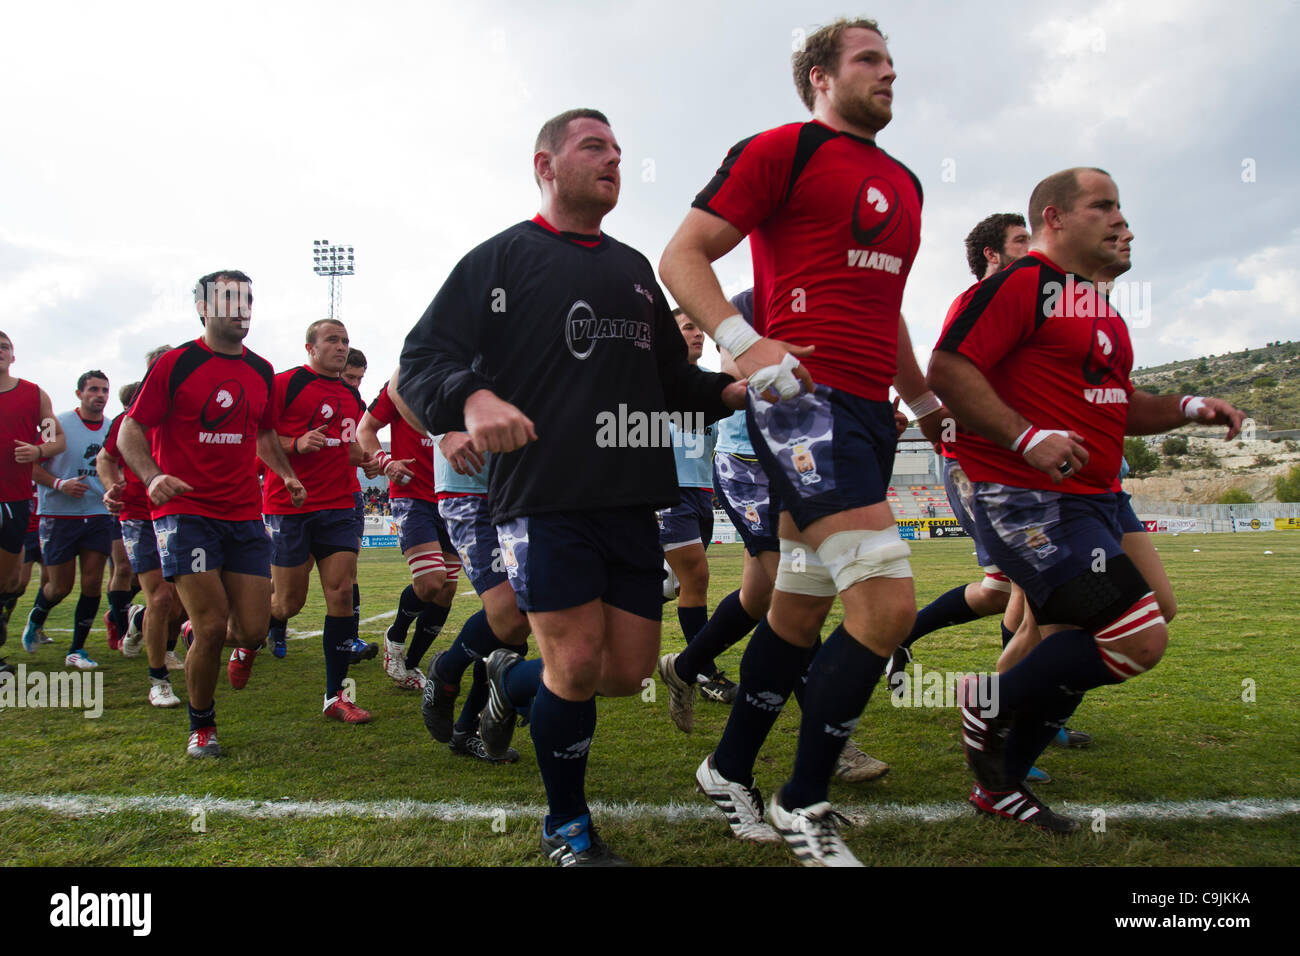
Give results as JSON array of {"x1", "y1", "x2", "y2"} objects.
[
  {"x1": 906, "y1": 391, "x2": 942, "y2": 419},
  {"x1": 1012, "y1": 426, "x2": 1070, "y2": 456},
  {"x1": 53, "y1": 478, "x2": 66, "y2": 491},
  {"x1": 712, "y1": 314, "x2": 762, "y2": 359},
  {"x1": 749, "y1": 352, "x2": 804, "y2": 401},
  {"x1": 1180, "y1": 395, "x2": 1207, "y2": 420}
]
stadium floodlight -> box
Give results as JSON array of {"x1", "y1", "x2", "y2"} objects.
[{"x1": 312, "y1": 238, "x2": 355, "y2": 318}]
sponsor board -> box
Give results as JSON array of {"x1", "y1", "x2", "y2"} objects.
[
  {"x1": 896, "y1": 518, "x2": 964, "y2": 539},
  {"x1": 361, "y1": 534, "x2": 399, "y2": 549},
  {"x1": 927, "y1": 518, "x2": 968, "y2": 538},
  {"x1": 363, "y1": 515, "x2": 397, "y2": 536},
  {"x1": 1234, "y1": 518, "x2": 1265, "y2": 532},
  {"x1": 711, "y1": 510, "x2": 738, "y2": 544},
  {"x1": 1142, "y1": 517, "x2": 1201, "y2": 534},
  {"x1": 1274, "y1": 517, "x2": 1300, "y2": 531}
]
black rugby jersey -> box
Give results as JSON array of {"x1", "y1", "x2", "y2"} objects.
[{"x1": 398, "y1": 217, "x2": 734, "y2": 524}]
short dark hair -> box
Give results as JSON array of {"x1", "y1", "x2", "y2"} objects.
[
  {"x1": 119, "y1": 381, "x2": 141, "y2": 408},
  {"x1": 0, "y1": 330, "x2": 11, "y2": 346},
  {"x1": 964, "y1": 213, "x2": 1027, "y2": 279},
  {"x1": 306, "y1": 319, "x2": 346, "y2": 345},
  {"x1": 345, "y1": 347, "x2": 367, "y2": 369},
  {"x1": 145, "y1": 344, "x2": 172, "y2": 368},
  {"x1": 77, "y1": 370, "x2": 108, "y2": 391},
  {"x1": 1027, "y1": 167, "x2": 1110, "y2": 235},
  {"x1": 194, "y1": 270, "x2": 253, "y2": 324},
  {"x1": 792, "y1": 18, "x2": 885, "y2": 112},
  {"x1": 533, "y1": 108, "x2": 611, "y2": 185}
]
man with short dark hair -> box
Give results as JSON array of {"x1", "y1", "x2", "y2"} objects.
[
  {"x1": 928, "y1": 168, "x2": 1244, "y2": 830},
  {"x1": 25, "y1": 370, "x2": 114, "y2": 668},
  {"x1": 661, "y1": 18, "x2": 941, "y2": 865},
  {"x1": 0, "y1": 331, "x2": 64, "y2": 672},
  {"x1": 118, "y1": 270, "x2": 305, "y2": 757},
  {"x1": 397, "y1": 108, "x2": 744, "y2": 865}
]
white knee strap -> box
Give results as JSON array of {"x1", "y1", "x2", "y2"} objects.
[
  {"x1": 980, "y1": 566, "x2": 1013, "y2": 594},
  {"x1": 816, "y1": 528, "x2": 912, "y2": 592},
  {"x1": 775, "y1": 537, "x2": 837, "y2": 597}
]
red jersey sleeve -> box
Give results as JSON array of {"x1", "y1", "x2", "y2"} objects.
[
  {"x1": 936, "y1": 267, "x2": 1040, "y2": 373},
  {"x1": 368, "y1": 385, "x2": 398, "y2": 426},
  {"x1": 103, "y1": 415, "x2": 122, "y2": 459},
  {"x1": 691, "y1": 125, "x2": 800, "y2": 236}
]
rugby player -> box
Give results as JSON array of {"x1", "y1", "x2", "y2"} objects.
[
  {"x1": 25, "y1": 370, "x2": 115, "y2": 669},
  {"x1": 341, "y1": 347, "x2": 376, "y2": 663},
  {"x1": 928, "y1": 168, "x2": 1243, "y2": 831},
  {"x1": 660, "y1": 19, "x2": 944, "y2": 864},
  {"x1": 357, "y1": 380, "x2": 457, "y2": 690},
  {"x1": 397, "y1": 108, "x2": 744, "y2": 865},
  {"x1": 256, "y1": 319, "x2": 372, "y2": 722},
  {"x1": 118, "y1": 270, "x2": 305, "y2": 757},
  {"x1": 0, "y1": 330, "x2": 64, "y2": 673},
  {"x1": 100, "y1": 365, "x2": 188, "y2": 707},
  {"x1": 101, "y1": 382, "x2": 142, "y2": 654},
  {"x1": 658, "y1": 289, "x2": 891, "y2": 785}
]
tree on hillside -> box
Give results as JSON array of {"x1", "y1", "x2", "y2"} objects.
[
  {"x1": 1278, "y1": 465, "x2": 1300, "y2": 503},
  {"x1": 1217, "y1": 488, "x2": 1253, "y2": 504},
  {"x1": 1162, "y1": 435, "x2": 1190, "y2": 456},
  {"x1": 1124, "y1": 437, "x2": 1160, "y2": 476}
]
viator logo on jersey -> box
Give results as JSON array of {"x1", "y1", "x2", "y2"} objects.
[
  {"x1": 49, "y1": 886, "x2": 151, "y2": 936},
  {"x1": 845, "y1": 249, "x2": 904, "y2": 274},
  {"x1": 889, "y1": 664, "x2": 998, "y2": 713},
  {"x1": 594, "y1": 405, "x2": 710, "y2": 458},
  {"x1": 0, "y1": 665, "x2": 103, "y2": 718},
  {"x1": 1084, "y1": 388, "x2": 1128, "y2": 404},
  {"x1": 197, "y1": 431, "x2": 243, "y2": 444},
  {"x1": 564, "y1": 300, "x2": 652, "y2": 360}
]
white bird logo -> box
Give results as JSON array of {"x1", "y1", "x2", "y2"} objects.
[
  {"x1": 865, "y1": 186, "x2": 890, "y2": 213},
  {"x1": 1096, "y1": 330, "x2": 1113, "y2": 356},
  {"x1": 216, "y1": 389, "x2": 233, "y2": 408}
]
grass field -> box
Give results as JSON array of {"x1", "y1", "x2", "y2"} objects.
[{"x1": 2, "y1": 532, "x2": 1299, "y2": 867}]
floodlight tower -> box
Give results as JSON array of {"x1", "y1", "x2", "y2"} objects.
[{"x1": 312, "y1": 239, "x2": 355, "y2": 319}]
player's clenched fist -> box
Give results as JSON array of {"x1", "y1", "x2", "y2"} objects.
[
  {"x1": 464, "y1": 390, "x2": 536, "y2": 454},
  {"x1": 146, "y1": 473, "x2": 194, "y2": 506},
  {"x1": 284, "y1": 477, "x2": 308, "y2": 508}
]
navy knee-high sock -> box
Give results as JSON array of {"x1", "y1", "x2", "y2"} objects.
[
  {"x1": 267, "y1": 615, "x2": 287, "y2": 645},
  {"x1": 352, "y1": 582, "x2": 361, "y2": 636},
  {"x1": 1004, "y1": 689, "x2": 1086, "y2": 785},
  {"x1": 323, "y1": 615, "x2": 353, "y2": 699},
  {"x1": 455, "y1": 660, "x2": 491, "y2": 734},
  {"x1": 1000, "y1": 621, "x2": 1014, "y2": 649},
  {"x1": 71, "y1": 594, "x2": 100, "y2": 652},
  {"x1": 903, "y1": 585, "x2": 978, "y2": 650},
  {"x1": 107, "y1": 589, "x2": 131, "y2": 635},
  {"x1": 789, "y1": 637, "x2": 822, "y2": 709},
  {"x1": 996, "y1": 628, "x2": 1120, "y2": 715},
  {"x1": 388, "y1": 585, "x2": 427, "y2": 643},
  {"x1": 675, "y1": 590, "x2": 759, "y2": 683},
  {"x1": 406, "y1": 601, "x2": 451, "y2": 671},
  {"x1": 505, "y1": 656, "x2": 543, "y2": 710},
  {"x1": 530, "y1": 683, "x2": 597, "y2": 830},
  {"x1": 782, "y1": 626, "x2": 890, "y2": 809},
  {"x1": 28, "y1": 589, "x2": 58, "y2": 628},
  {"x1": 677, "y1": 605, "x2": 707, "y2": 644},
  {"x1": 714, "y1": 619, "x2": 817, "y2": 784},
  {"x1": 431, "y1": 608, "x2": 500, "y2": 683}
]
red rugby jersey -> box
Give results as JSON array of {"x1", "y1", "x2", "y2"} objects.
[
  {"x1": 126, "y1": 338, "x2": 276, "y2": 521},
  {"x1": 0, "y1": 379, "x2": 43, "y2": 501},
  {"x1": 934, "y1": 253, "x2": 1135, "y2": 493},
  {"x1": 367, "y1": 383, "x2": 437, "y2": 501},
  {"x1": 103, "y1": 413, "x2": 152, "y2": 521},
  {"x1": 693, "y1": 121, "x2": 922, "y2": 401},
  {"x1": 263, "y1": 366, "x2": 364, "y2": 514}
]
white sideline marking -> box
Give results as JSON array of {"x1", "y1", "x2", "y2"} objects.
[{"x1": 1, "y1": 792, "x2": 1296, "y2": 824}]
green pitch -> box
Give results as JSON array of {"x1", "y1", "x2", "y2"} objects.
[{"x1": 2, "y1": 533, "x2": 1298, "y2": 866}]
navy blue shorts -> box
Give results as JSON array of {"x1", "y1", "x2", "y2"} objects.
[
  {"x1": 39, "y1": 514, "x2": 114, "y2": 565},
  {"x1": 496, "y1": 507, "x2": 662, "y2": 619},
  {"x1": 943, "y1": 457, "x2": 997, "y2": 569},
  {"x1": 24, "y1": 527, "x2": 41, "y2": 564},
  {"x1": 109, "y1": 517, "x2": 123, "y2": 542},
  {"x1": 0, "y1": 499, "x2": 30, "y2": 555},
  {"x1": 971, "y1": 484, "x2": 1127, "y2": 614},
  {"x1": 153, "y1": 514, "x2": 272, "y2": 579},
  {"x1": 747, "y1": 384, "x2": 896, "y2": 531},
  {"x1": 265, "y1": 508, "x2": 360, "y2": 566},
  {"x1": 1116, "y1": 491, "x2": 1145, "y2": 535},
  {"x1": 120, "y1": 518, "x2": 161, "y2": 574},
  {"x1": 439, "y1": 495, "x2": 508, "y2": 594},
  {"x1": 713, "y1": 453, "x2": 779, "y2": 555},
  {"x1": 657, "y1": 487, "x2": 714, "y2": 551},
  {"x1": 353, "y1": 491, "x2": 365, "y2": 539},
  {"x1": 391, "y1": 497, "x2": 453, "y2": 553}
]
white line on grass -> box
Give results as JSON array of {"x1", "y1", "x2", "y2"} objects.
[{"x1": 2, "y1": 792, "x2": 1297, "y2": 824}]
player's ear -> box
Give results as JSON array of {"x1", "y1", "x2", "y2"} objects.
[{"x1": 534, "y1": 149, "x2": 554, "y2": 185}]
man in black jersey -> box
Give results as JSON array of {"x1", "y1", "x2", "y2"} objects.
[{"x1": 397, "y1": 108, "x2": 744, "y2": 866}]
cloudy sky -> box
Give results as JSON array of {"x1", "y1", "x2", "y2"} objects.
[{"x1": 2, "y1": 0, "x2": 1297, "y2": 415}]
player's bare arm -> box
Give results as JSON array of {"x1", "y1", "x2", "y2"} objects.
[
  {"x1": 15, "y1": 389, "x2": 65, "y2": 462},
  {"x1": 119, "y1": 415, "x2": 192, "y2": 505},
  {"x1": 660, "y1": 209, "x2": 814, "y2": 392},
  {"x1": 1127, "y1": 391, "x2": 1245, "y2": 440},
  {"x1": 928, "y1": 350, "x2": 1088, "y2": 484},
  {"x1": 258, "y1": 428, "x2": 306, "y2": 507},
  {"x1": 283, "y1": 426, "x2": 329, "y2": 455},
  {"x1": 894, "y1": 313, "x2": 950, "y2": 445},
  {"x1": 357, "y1": 409, "x2": 413, "y2": 482},
  {"x1": 94, "y1": 447, "x2": 126, "y2": 513}
]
